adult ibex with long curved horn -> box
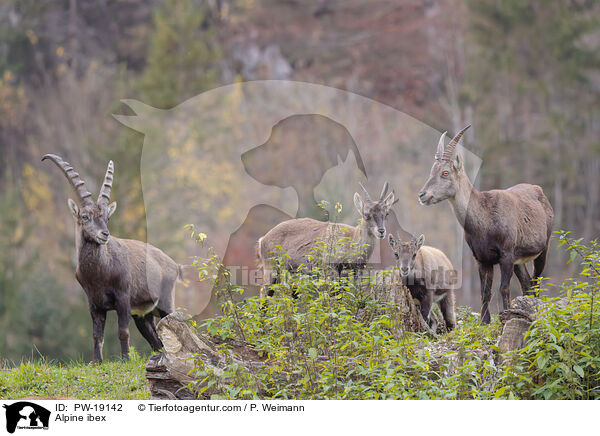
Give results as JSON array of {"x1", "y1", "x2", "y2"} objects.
[
  {"x1": 418, "y1": 127, "x2": 554, "y2": 323},
  {"x1": 43, "y1": 154, "x2": 183, "y2": 363},
  {"x1": 257, "y1": 182, "x2": 396, "y2": 295}
]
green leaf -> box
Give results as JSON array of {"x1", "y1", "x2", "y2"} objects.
[
  {"x1": 494, "y1": 386, "x2": 507, "y2": 398},
  {"x1": 573, "y1": 365, "x2": 584, "y2": 378},
  {"x1": 537, "y1": 354, "x2": 549, "y2": 370},
  {"x1": 568, "y1": 250, "x2": 578, "y2": 263}
]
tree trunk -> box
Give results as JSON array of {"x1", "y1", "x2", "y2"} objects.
[{"x1": 145, "y1": 312, "x2": 265, "y2": 400}]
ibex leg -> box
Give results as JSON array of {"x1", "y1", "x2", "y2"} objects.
[
  {"x1": 133, "y1": 314, "x2": 163, "y2": 351},
  {"x1": 419, "y1": 291, "x2": 433, "y2": 327},
  {"x1": 439, "y1": 292, "x2": 456, "y2": 331},
  {"x1": 115, "y1": 298, "x2": 131, "y2": 360},
  {"x1": 478, "y1": 263, "x2": 493, "y2": 324},
  {"x1": 498, "y1": 260, "x2": 513, "y2": 310},
  {"x1": 90, "y1": 306, "x2": 106, "y2": 364},
  {"x1": 532, "y1": 247, "x2": 548, "y2": 287},
  {"x1": 513, "y1": 264, "x2": 532, "y2": 295}
]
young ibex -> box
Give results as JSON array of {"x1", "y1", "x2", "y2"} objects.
[
  {"x1": 257, "y1": 182, "x2": 396, "y2": 295},
  {"x1": 43, "y1": 154, "x2": 182, "y2": 363},
  {"x1": 388, "y1": 233, "x2": 456, "y2": 331},
  {"x1": 418, "y1": 126, "x2": 554, "y2": 323}
]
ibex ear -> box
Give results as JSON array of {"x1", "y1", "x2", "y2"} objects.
[
  {"x1": 454, "y1": 153, "x2": 463, "y2": 170},
  {"x1": 388, "y1": 234, "x2": 396, "y2": 248},
  {"x1": 417, "y1": 234, "x2": 425, "y2": 250},
  {"x1": 107, "y1": 201, "x2": 117, "y2": 218},
  {"x1": 353, "y1": 193, "x2": 363, "y2": 214},
  {"x1": 67, "y1": 198, "x2": 79, "y2": 218}
]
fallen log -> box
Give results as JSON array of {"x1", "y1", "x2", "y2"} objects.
[{"x1": 145, "y1": 311, "x2": 266, "y2": 400}]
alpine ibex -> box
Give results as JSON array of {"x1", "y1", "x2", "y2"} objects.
[
  {"x1": 418, "y1": 126, "x2": 554, "y2": 323},
  {"x1": 42, "y1": 154, "x2": 182, "y2": 363},
  {"x1": 388, "y1": 233, "x2": 456, "y2": 331},
  {"x1": 257, "y1": 182, "x2": 396, "y2": 295}
]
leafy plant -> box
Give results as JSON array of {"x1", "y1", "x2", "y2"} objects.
[
  {"x1": 186, "y1": 230, "x2": 600, "y2": 399},
  {"x1": 495, "y1": 232, "x2": 600, "y2": 399}
]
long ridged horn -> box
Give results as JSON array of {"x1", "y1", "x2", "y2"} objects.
[
  {"x1": 434, "y1": 131, "x2": 447, "y2": 160},
  {"x1": 358, "y1": 182, "x2": 372, "y2": 202},
  {"x1": 98, "y1": 160, "x2": 114, "y2": 205},
  {"x1": 42, "y1": 154, "x2": 93, "y2": 206},
  {"x1": 442, "y1": 125, "x2": 471, "y2": 160},
  {"x1": 379, "y1": 181, "x2": 389, "y2": 201}
]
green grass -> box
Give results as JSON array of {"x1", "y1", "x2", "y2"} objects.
[{"x1": 0, "y1": 348, "x2": 150, "y2": 400}]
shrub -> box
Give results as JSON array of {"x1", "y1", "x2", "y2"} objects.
[
  {"x1": 187, "y1": 230, "x2": 599, "y2": 399},
  {"x1": 495, "y1": 232, "x2": 600, "y2": 399}
]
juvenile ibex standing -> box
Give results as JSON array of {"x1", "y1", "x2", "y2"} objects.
[
  {"x1": 43, "y1": 154, "x2": 182, "y2": 362},
  {"x1": 418, "y1": 126, "x2": 554, "y2": 323},
  {"x1": 388, "y1": 233, "x2": 456, "y2": 331},
  {"x1": 258, "y1": 182, "x2": 395, "y2": 295}
]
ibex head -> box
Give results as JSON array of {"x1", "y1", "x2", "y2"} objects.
[
  {"x1": 42, "y1": 154, "x2": 117, "y2": 245},
  {"x1": 388, "y1": 232, "x2": 424, "y2": 277},
  {"x1": 354, "y1": 181, "x2": 396, "y2": 240},
  {"x1": 418, "y1": 125, "x2": 470, "y2": 205}
]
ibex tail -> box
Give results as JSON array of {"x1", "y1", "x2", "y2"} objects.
[{"x1": 177, "y1": 265, "x2": 191, "y2": 287}]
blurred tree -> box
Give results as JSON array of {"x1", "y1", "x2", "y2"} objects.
[
  {"x1": 140, "y1": 0, "x2": 220, "y2": 108},
  {"x1": 465, "y1": 0, "x2": 600, "y2": 273},
  {"x1": 0, "y1": 169, "x2": 89, "y2": 362}
]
